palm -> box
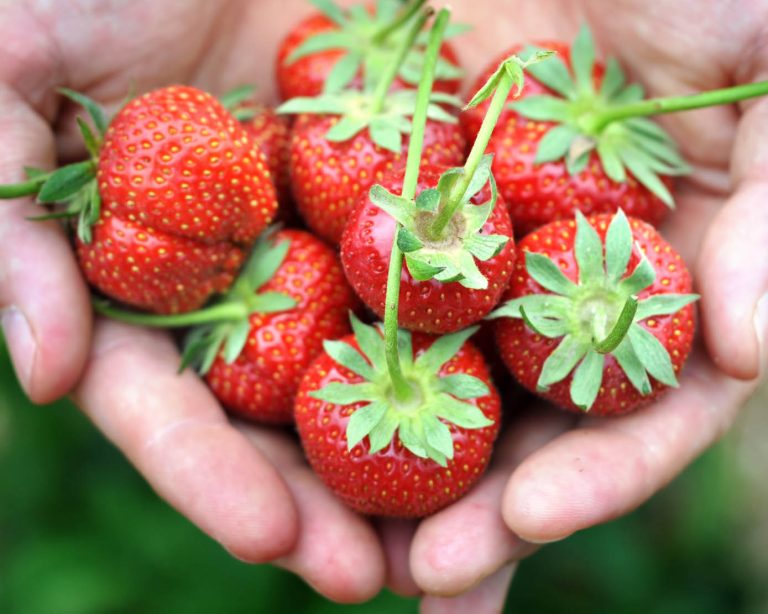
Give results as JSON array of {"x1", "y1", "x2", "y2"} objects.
[{"x1": 1, "y1": 0, "x2": 766, "y2": 608}]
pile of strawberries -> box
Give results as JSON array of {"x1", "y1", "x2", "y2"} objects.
[{"x1": 10, "y1": 0, "x2": 763, "y2": 519}]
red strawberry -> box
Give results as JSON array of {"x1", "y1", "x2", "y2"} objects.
[
  {"x1": 2, "y1": 85, "x2": 278, "y2": 314},
  {"x1": 289, "y1": 115, "x2": 465, "y2": 245},
  {"x1": 461, "y1": 28, "x2": 680, "y2": 236},
  {"x1": 204, "y1": 229, "x2": 357, "y2": 424},
  {"x1": 340, "y1": 162, "x2": 515, "y2": 333},
  {"x1": 295, "y1": 323, "x2": 501, "y2": 517},
  {"x1": 276, "y1": 2, "x2": 463, "y2": 101},
  {"x1": 491, "y1": 210, "x2": 698, "y2": 416}
]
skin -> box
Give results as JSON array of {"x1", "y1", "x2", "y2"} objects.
[{"x1": 1, "y1": 0, "x2": 767, "y2": 609}]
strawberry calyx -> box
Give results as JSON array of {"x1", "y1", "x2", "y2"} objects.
[
  {"x1": 92, "y1": 228, "x2": 297, "y2": 374},
  {"x1": 311, "y1": 316, "x2": 493, "y2": 466},
  {"x1": 512, "y1": 25, "x2": 768, "y2": 207},
  {"x1": 488, "y1": 210, "x2": 699, "y2": 411},
  {"x1": 285, "y1": 0, "x2": 464, "y2": 94},
  {"x1": 0, "y1": 88, "x2": 110, "y2": 243},
  {"x1": 278, "y1": 6, "x2": 461, "y2": 153}
]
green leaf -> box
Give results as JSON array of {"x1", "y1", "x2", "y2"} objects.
[
  {"x1": 614, "y1": 82, "x2": 645, "y2": 104},
  {"x1": 604, "y1": 209, "x2": 632, "y2": 284},
  {"x1": 416, "y1": 326, "x2": 479, "y2": 373},
  {"x1": 369, "y1": 184, "x2": 413, "y2": 226},
  {"x1": 397, "y1": 227, "x2": 423, "y2": 253},
  {"x1": 525, "y1": 52, "x2": 577, "y2": 99},
  {"x1": 75, "y1": 181, "x2": 100, "y2": 244},
  {"x1": 627, "y1": 324, "x2": 679, "y2": 387},
  {"x1": 618, "y1": 254, "x2": 656, "y2": 296},
  {"x1": 571, "y1": 24, "x2": 596, "y2": 95},
  {"x1": 323, "y1": 51, "x2": 363, "y2": 93},
  {"x1": 488, "y1": 294, "x2": 570, "y2": 321},
  {"x1": 596, "y1": 139, "x2": 627, "y2": 184},
  {"x1": 76, "y1": 117, "x2": 100, "y2": 159},
  {"x1": 423, "y1": 416, "x2": 454, "y2": 461},
  {"x1": 438, "y1": 374, "x2": 490, "y2": 399},
  {"x1": 309, "y1": 0, "x2": 348, "y2": 26},
  {"x1": 37, "y1": 161, "x2": 95, "y2": 203},
  {"x1": 368, "y1": 411, "x2": 399, "y2": 454},
  {"x1": 599, "y1": 57, "x2": 626, "y2": 100},
  {"x1": 275, "y1": 95, "x2": 348, "y2": 116},
  {"x1": 525, "y1": 251, "x2": 578, "y2": 296},
  {"x1": 566, "y1": 148, "x2": 592, "y2": 175},
  {"x1": 311, "y1": 382, "x2": 377, "y2": 405},
  {"x1": 223, "y1": 319, "x2": 251, "y2": 363},
  {"x1": 462, "y1": 154, "x2": 495, "y2": 204},
  {"x1": 611, "y1": 338, "x2": 652, "y2": 396},
  {"x1": 248, "y1": 291, "x2": 297, "y2": 314},
  {"x1": 570, "y1": 350, "x2": 605, "y2": 411},
  {"x1": 405, "y1": 255, "x2": 445, "y2": 281},
  {"x1": 219, "y1": 84, "x2": 255, "y2": 110},
  {"x1": 433, "y1": 393, "x2": 494, "y2": 429},
  {"x1": 350, "y1": 313, "x2": 386, "y2": 371},
  {"x1": 415, "y1": 188, "x2": 441, "y2": 212},
  {"x1": 59, "y1": 88, "x2": 108, "y2": 135},
  {"x1": 323, "y1": 339, "x2": 375, "y2": 380},
  {"x1": 325, "y1": 115, "x2": 371, "y2": 142},
  {"x1": 574, "y1": 211, "x2": 605, "y2": 285},
  {"x1": 635, "y1": 294, "x2": 699, "y2": 321},
  {"x1": 537, "y1": 334, "x2": 590, "y2": 391},
  {"x1": 369, "y1": 118, "x2": 403, "y2": 153},
  {"x1": 239, "y1": 233, "x2": 291, "y2": 292},
  {"x1": 451, "y1": 250, "x2": 487, "y2": 290},
  {"x1": 511, "y1": 95, "x2": 570, "y2": 122},
  {"x1": 465, "y1": 233, "x2": 508, "y2": 261},
  {"x1": 398, "y1": 418, "x2": 429, "y2": 459},
  {"x1": 535, "y1": 124, "x2": 579, "y2": 164},
  {"x1": 346, "y1": 400, "x2": 388, "y2": 449}
]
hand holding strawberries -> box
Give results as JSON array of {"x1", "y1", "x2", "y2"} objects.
[{"x1": 1, "y1": 1, "x2": 768, "y2": 612}]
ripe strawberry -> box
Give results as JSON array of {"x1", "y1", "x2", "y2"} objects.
[
  {"x1": 276, "y1": 0, "x2": 463, "y2": 101},
  {"x1": 289, "y1": 114, "x2": 464, "y2": 245},
  {"x1": 340, "y1": 162, "x2": 515, "y2": 333},
  {"x1": 294, "y1": 322, "x2": 500, "y2": 517},
  {"x1": 204, "y1": 229, "x2": 356, "y2": 423},
  {"x1": 461, "y1": 27, "x2": 681, "y2": 236},
  {"x1": 1, "y1": 85, "x2": 278, "y2": 314},
  {"x1": 491, "y1": 210, "x2": 698, "y2": 416}
]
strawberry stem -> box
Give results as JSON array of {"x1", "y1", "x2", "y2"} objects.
[
  {"x1": 372, "y1": 0, "x2": 427, "y2": 44},
  {"x1": 582, "y1": 79, "x2": 768, "y2": 134},
  {"x1": 93, "y1": 299, "x2": 250, "y2": 327},
  {"x1": 370, "y1": 7, "x2": 432, "y2": 115},
  {"x1": 382, "y1": 7, "x2": 450, "y2": 402},
  {"x1": 429, "y1": 60, "x2": 518, "y2": 238},
  {"x1": 0, "y1": 175, "x2": 49, "y2": 199}
]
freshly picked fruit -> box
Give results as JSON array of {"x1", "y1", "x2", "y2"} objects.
[
  {"x1": 96, "y1": 228, "x2": 357, "y2": 424},
  {"x1": 0, "y1": 86, "x2": 278, "y2": 314},
  {"x1": 275, "y1": 0, "x2": 464, "y2": 100},
  {"x1": 461, "y1": 25, "x2": 768, "y2": 235},
  {"x1": 490, "y1": 210, "x2": 698, "y2": 416}
]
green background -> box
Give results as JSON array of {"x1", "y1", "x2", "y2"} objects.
[{"x1": 1, "y1": 337, "x2": 765, "y2": 614}]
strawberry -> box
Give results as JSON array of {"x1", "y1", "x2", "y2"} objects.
[
  {"x1": 275, "y1": 0, "x2": 464, "y2": 101},
  {"x1": 462, "y1": 27, "x2": 681, "y2": 236},
  {"x1": 288, "y1": 114, "x2": 464, "y2": 245},
  {"x1": 490, "y1": 210, "x2": 698, "y2": 416},
  {"x1": 294, "y1": 321, "x2": 500, "y2": 517},
  {"x1": 340, "y1": 162, "x2": 515, "y2": 333},
  {"x1": 1, "y1": 86, "x2": 278, "y2": 314}
]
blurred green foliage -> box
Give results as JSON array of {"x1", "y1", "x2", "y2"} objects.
[{"x1": 0, "y1": 336, "x2": 762, "y2": 613}]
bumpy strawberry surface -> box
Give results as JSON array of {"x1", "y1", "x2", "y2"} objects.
[
  {"x1": 494, "y1": 214, "x2": 695, "y2": 416},
  {"x1": 461, "y1": 45, "x2": 670, "y2": 236},
  {"x1": 341, "y1": 164, "x2": 515, "y2": 333},
  {"x1": 290, "y1": 115, "x2": 465, "y2": 245},
  {"x1": 276, "y1": 11, "x2": 462, "y2": 100},
  {"x1": 205, "y1": 229, "x2": 356, "y2": 424},
  {"x1": 82, "y1": 85, "x2": 277, "y2": 312},
  {"x1": 295, "y1": 333, "x2": 500, "y2": 517}
]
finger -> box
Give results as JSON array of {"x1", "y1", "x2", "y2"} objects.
[
  {"x1": 501, "y1": 349, "x2": 757, "y2": 543},
  {"x1": 72, "y1": 319, "x2": 298, "y2": 562},
  {"x1": 240, "y1": 425, "x2": 387, "y2": 604},
  {"x1": 420, "y1": 564, "x2": 516, "y2": 614},
  {"x1": 410, "y1": 408, "x2": 573, "y2": 596},
  {"x1": 0, "y1": 88, "x2": 92, "y2": 403},
  {"x1": 377, "y1": 518, "x2": 421, "y2": 597},
  {"x1": 699, "y1": 96, "x2": 768, "y2": 380}
]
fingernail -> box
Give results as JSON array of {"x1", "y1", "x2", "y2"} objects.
[
  {"x1": 754, "y1": 292, "x2": 768, "y2": 376},
  {"x1": 1, "y1": 306, "x2": 36, "y2": 390}
]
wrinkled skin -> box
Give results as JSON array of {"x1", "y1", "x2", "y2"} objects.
[{"x1": 1, "y1": 0, "x2": 767, "y2": 609}]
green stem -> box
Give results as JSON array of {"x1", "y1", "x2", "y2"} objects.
[
  {"x1": 585, "y1": 80, "x2": 768, "y2": 133},
  {"x1": 382, "y1": 8, "x2": 450, "y2": 403},
  {"x1": 93, "y1": 300, "x2": 248, "y2": 328},
  {"x1": 429, "y1": 62, "x2": 516, "y2": 237},
  {"x1": 593, "y1": 296, "x2": 638, "y2": 354},
  {"x1": 372, "y1": 0, "x2": 427, "y2": 44},
  {"x1": 0, "y1": 176, "x2": 47, "y2": 199},
  {"x1": 370, "y1": 7, "x2": 431, "y2": 114}
]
